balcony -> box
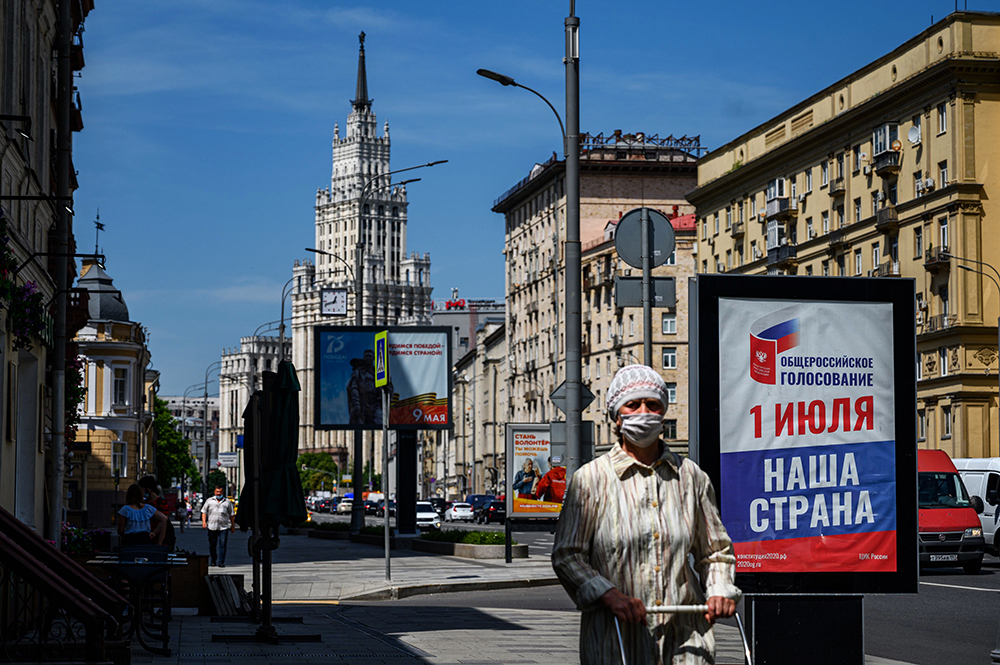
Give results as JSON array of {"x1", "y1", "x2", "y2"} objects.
[
  {"x1": 875, "y1": 206, "x2": 899, "y2": 233},
  {"x1": 526, "y1": 301, "x2": 539, "y2": 314},
  {"x1": 766, "y1": 197, "x2": 798, "y2": 222},
  {"x1": 872, "y1": 260, "x2": 900, "y2": 277},
  {"x1": 828, "y1": 228, "x2": 847, "y2": 250},
  {"x1": 924, "y1": 246, "x2": 951, "y2": 272},
  {"x1": 829, "y1": 177, "x2": 846, "y2": 196},
  {"x1": 582, "y1": 310, "x2": 592, "y2": 324},
  {"x1": 925, "y1": 313, "x2": 957, "y2": 333},
  {"x1": 767, "y1": 243, "x2": 798, "y2": 268},
  {"x1": 731, "y1": 220, "x2": 745, "y2": 237},
  {"x1": 873, "y1": 151, "x2": 901, "y2": 177}
]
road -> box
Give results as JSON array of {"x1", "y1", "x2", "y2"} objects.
[{"x1": 311, "y1": 510, "x2": 1000, "y2": 663}]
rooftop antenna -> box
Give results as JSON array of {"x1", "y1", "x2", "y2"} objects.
[{"x1": 94, "y1": 210, "x2": 104, "y2": 257}]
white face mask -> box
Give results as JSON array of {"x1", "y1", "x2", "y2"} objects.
[{"x1": 620, "y1": 413, "x2": 663, "y2": 448}]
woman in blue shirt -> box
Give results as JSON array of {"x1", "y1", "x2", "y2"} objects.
[{"x1": 117, "y1": 483, "x2": 167, "y2": 548}]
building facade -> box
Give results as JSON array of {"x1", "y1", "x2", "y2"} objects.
[
  {"x1": 288, "y1": 33, "x2": 434, "y2": 474},
  {"x1": 687, "y1": 11, "x2": 1000, "y2": 458},
  {"x1": 430, "y1": 289, "x2": 505, "y2": 362},
  {"x1": 492, "y1": 131, "x2": 702, "y2": 455},
  {"x1": 0, "y1": 0, "x2": 92, "y2": 531},
  {"x1": 73, "y1": 259, "x2": 157, "y2": 528}
]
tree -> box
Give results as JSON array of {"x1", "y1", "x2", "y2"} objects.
[
  {"x1": 297, "y1": 452, "x2": 338, "y2": 493},
  {"x1": 152, "y1": 397, "x2": 199, "y2": 489},
  {"x1": 207, "y1": 469, "x2": 228, "y2": 494}
]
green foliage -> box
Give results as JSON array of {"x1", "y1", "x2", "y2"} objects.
[
  {"x1": 726, "y1": 159, "x2": 744, "y2": 174},
  {"x1": 297, "y1": 452, "x2": 338, "y2": 492},
  {"x1": 359, "y1": 526, "x2": 387, "y2": 536},
  {"x1": 0, "y1": 215, "x2": 47, "y2": 350},
  {"x1": 65, "y1": 355, "x2": 86, "y2": 445},
  {"x1": 152, "y1": 398, "x2": 199, "y2": 488},
  {"x1": 419, "y1": 530, "x2": 510, "y2": 545},
  {"x1": 207, "y1": 469, "x2": 228, "y2": 493},
  {"x1": 313, "y1": 521, "x2": 349, "y2": 532},
  {"x1": 362, "y1": 460, "x2": 381, "y2": 491}
]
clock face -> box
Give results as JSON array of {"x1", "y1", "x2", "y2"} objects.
[{"x1": 321, "y1": 288, "x2": 347, "y2": 316}]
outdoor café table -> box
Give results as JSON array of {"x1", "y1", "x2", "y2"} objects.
[{"x1": 87, "y1": 554, "x2": 187, "y2": 656}]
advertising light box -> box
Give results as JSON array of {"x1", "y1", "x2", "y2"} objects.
[
  {"x1": 692, "y1": 275, "x2": 917, "y2": 594},
  {"x1": 506, "y1": 424, "x2": 566, "y2": 519},
  {"x1": 314, "y1": 326, "x2": 451, "y2": 431}
]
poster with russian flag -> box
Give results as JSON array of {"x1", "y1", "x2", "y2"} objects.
[{"x1": 718, "y1": 299, "x2": 897, "y2": 573}]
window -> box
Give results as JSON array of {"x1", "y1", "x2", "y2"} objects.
[
  {"x1": 837, "y1": 205, "x2": 845, "y2": 228},
  {"x1": 822, "y1": 260, "x2": 830, "y2": 276},
  {"x1": 940, "y1": 285, "x2": 949, "y2": 317},
  {"x1": 873, "y1": 123, "x2": 899, "y2": 155},
  {"x1": 805, "y1": 169, "x2": 813, "y2": 192},
  {"x1": 942, "y1": 404, "x2": 952, "y2": 438},
  {"x1": 872, "y1": 243, "x2": 881, "y2": 269},
  {"x1": 662, "y1": 347, "x2": 677, "y2": 370},
  {"x1": 837, "y1": 254, "x2": 846, "y2": 276},
  {"x1": 111, "y1": 440, "x2": 126, "y2": 478},
  {"x1": 854, "y1": 198, "x2": 862, "y2": 222},
  {"x1": 806, "y1": 217, "x2": 814, "y2": 238},
  {"x1": 939, "y1": 347, "x2": 948, "y2": 377},
  {"x1": 702, "y1": 259, "x2": 708, "y2": 273},
  {"x1": 836, "y1": 154, "x2": 844, "y2": 179},
  {"x1": 915, "y1": 228, "x2": 924, "y2": 257},
  {"x1": 790, "y1": 177, "x2": 797, "y2": 199},
  {"x1": 714, "y1": 214, "x2": 719, "y2": 235},
  {"x1": 766, "y1": 178, "x2": 786, "y2": 201},
  {"x1": 725, "y1": 249, "x2": 732, "y2": 270},
  {"x1": 854, "y1": 249, "x2": 863, "y2": 275},
  {"x1": 939, "y1": 160, "x2": 948, "y2": 186},
  {"x1": 725, "y1": 207, "x2": 732, "y2": 229},
  {"x1": 937, "y1": 102, "x2": 947, "y2": 134},
  {"x1": 888, "y1": 184, "x2": 897, "y2": 206},
  {"x1": 939, "y1": 217, "x2": 949, "y2": 250},
  {"x1": 662, "y1": 312, "x2": 676, "y2": 334},
  {"x1": 822, "y1": 211, "x2": 830, "y2": 234},
  {"x1": 702, "y1": 217, "x2": 708, "y2": 238},
  {"x1": 113, "y1": 368, "x2": 127, "y2": 405},
  {"x1": 663, "y1": 419, "x2": 677, "y2": 440},
  {"x1": 595, "y1": 359, "x2": 601, "y2": 379},
  {"x1": 852, "y1": 145, "x2": 861, "y2": 172},
  {"x1": 821, "y1": 162, "x2": 829, "y2": 186},
  {"x1": 914, "y1": 171, "x2": 923, "y2": 195},
  {"x1": 664, "y1": 249, "x2": 675, "y2": 266},
  {"x1": 806, "y1": 265, "x2": 813, "y2": 276},
  {"x1": 917, "y1": 409, "x2": 926, "y2": 439},
  {"x1": 666, "y1": 383, "x2": 677, "y2": 404},
  {"x1": 629, "y1": 315, "x2": 635, "y2": 336},
  {"x1": 737, "y1": 246, "x2": 744, "y2": 266},
  {"x1": 889, "y1": 236, "x2": 898, "y2": 263},
  {"x1": 738, "y1": 202, "x2": 745, "y2": 224},
  {"x1": 912, "y1": 114, "x2": 922, "y2": 142}
]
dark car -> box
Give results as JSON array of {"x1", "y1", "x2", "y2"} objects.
[
  {"x1": 475, "y1": 500, "x2": 506, "y2": 525},
  {"x1": 315, "y1": 499, "x2": 333, "y2": 513},
  {"x1": 364, "y1": 500, "x2": 379, "y2": 515},
  {"x1": 428, "y1": 497, "x2": 448, "y2": 516},
  {"x1": 375, "y1": 500, "x2": 396, "y2": 517},
  {"x1": 465, "y1": 494, "x2": 496, "y2": 514}
]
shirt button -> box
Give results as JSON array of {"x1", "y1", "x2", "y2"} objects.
[
  {"x1": 651, "y1": 501, "x2": 658, "y2": 508},
  {"x1": 654, "y1": 565, "x2": 661, "y2": 572},
  {"x1": 653, "y1": 532, "x2": 660, "y2": 539},
  {"x1": 655, "y1": 599, "x2": 663, "y2": 606}
]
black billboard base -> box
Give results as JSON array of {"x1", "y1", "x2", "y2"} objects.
[{"x1": 745, "y1": 595, "x2": 863, "y2": 665}]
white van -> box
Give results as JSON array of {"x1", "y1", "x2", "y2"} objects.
[{"x1": 953, "y1": 457, "x2": 1000, "y2": 556}]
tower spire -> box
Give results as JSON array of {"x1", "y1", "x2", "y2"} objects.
[{"x1": 351, "y1": 31, "x2": 371, "y2": 111}]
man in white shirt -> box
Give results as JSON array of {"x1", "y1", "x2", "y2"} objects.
[{"x1": 201, "y1": 485, "x2": 235, "y2": 567}]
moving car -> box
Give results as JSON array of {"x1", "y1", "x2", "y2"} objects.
[
  {"x1": 465, "y1": 494, "x2": 496, "y2": 514},
  {"x1": 364, "y1": 500, "x2": 379, "y2": 515},
  {"x1": 444, "y1": 502, "x2": 474, "y2": 522},
  {"x1": 428, "y1": 497, "x2": 448, "y2": 517},
  {"x1": 918, "y1": 449, "x2": 985, "y2": 574},
  {"x1": 953, "y1": 457, "x2": 1000, "y2": 556},
  {"x1": 375, "y1": 500, "x2": 396, "y2": 517},
  {"x1": 336, "y1": 499, "x2": 354, "y2": 515},
  {"x1": 475, "y1": 500, "x2": 506, "y2": 525},
  {"x1": 314, "y1": 499, "x2": 333, "y2": 513},
  {"x1": 416, "y1": 502, "x2": 442, "y2": 530}
]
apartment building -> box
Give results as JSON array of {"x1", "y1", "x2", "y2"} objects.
[{"x1": 687, "y1": 11, "x2": 1000, "y2": 458}]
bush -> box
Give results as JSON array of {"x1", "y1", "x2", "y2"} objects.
[
  {"x1": 295, "y1": 520, "x2": 316, "y2": 529},
  {"x1": 313, "y1": 521, "x2": 349, "y2": 532},
  {"x1": 359, "y1": 526, "x2": 386, "y2": 536},
  {"x1": 419, "y1": 530, "x2": 511, "y2": 545}
]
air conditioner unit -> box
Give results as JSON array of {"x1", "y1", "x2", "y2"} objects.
[
  {"x1": 808, "y1": 229, "x2": 817, "y2": 239},
  {"x1": 924, "y1": 177, "x2": 935, "y2": 191},
  {"x1": 863, "y1": 165, "x2": 871, "y2": 175},
  {"x1": 915, "y1": 180, "x2": 924, "y2": 193},
  {"x1": 916, "y1": 311, "x2": 924, "y2": 324},
  {"x1": 798, "y1": 193, "x2": 807, "y2": 203}
]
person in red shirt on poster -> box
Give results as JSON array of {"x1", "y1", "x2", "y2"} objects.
[{"x1": 535, "y1": 456, "x2": 567, "y2": 503}]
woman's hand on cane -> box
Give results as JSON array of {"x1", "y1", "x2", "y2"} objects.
[{"x1": 600, "y1": 588, "x2": 647, "y2": 625}]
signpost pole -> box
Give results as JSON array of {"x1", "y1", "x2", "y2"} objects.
[
  {"x1": 641, "y1": 207, "x2": 652, "y2": 366},
  {"x1": 383, "y1": 388, "x2": 390, "y2": 582}
]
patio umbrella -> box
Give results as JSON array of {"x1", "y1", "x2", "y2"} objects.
[{"x1": 263, "y1": 360, "x2": 307, "y2": 528}]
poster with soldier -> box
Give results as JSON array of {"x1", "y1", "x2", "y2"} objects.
[{"x1": 315, "y1": 326, "x2": 451, "y2": 430}]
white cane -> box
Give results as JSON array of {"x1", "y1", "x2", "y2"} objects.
[{"x1": 614, "y1": 605, "x2": 753, "y2": 665}]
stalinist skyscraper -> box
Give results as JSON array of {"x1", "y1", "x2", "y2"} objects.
[{"x1": 291, "y1": 33, "x2": 433, "y2": 465}]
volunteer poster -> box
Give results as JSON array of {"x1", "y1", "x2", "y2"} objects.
[
  {"x1": 314, "y1": 326, "x2": 451, "y2": 430},
  {"x1": 718, "y1": 299, "x2": 896, "y2": 573},
  {"x1": 506, "y1": 424, "x2": 565, "y2": 517}
]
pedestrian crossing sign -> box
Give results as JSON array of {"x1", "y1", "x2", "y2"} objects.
[{"x1": 374, "y1": 330, "x2": 389, "y2": 388}]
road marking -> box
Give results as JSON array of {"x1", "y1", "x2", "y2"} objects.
[
  {"x1": 920, "y1": 581, "x2": 1000, "y2": 593},
  {"x1": 274, "y1": 599, "x2": 340, "y2": 604}
]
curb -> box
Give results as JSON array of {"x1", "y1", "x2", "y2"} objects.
[{"x1": 337, "y1": 576, "x2": 562, "y2": 601}]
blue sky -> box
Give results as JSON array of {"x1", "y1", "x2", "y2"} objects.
[{"x1": 71, "y1": 0, "x2": 993, "y2": 394}]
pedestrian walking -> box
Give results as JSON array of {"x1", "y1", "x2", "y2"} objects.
[
  {"x1": 201, "y1": 485, "x2": 235, "y2": 567},
  {"x1": 552, "y1": 364, "x2": 741, "y2": 665},
  {"x1": 138, "y1": 476, "x2": 176, "y2": 549},
  {"x1": 117, "y1": 483, "x2": 167, "y2": 548}
]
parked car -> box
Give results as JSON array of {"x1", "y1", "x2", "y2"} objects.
[
  {"x1": 444, "y1": 502, "x2": 474, "y2": 522},
  {"x1": 428, "y1": 497, "x2": 448, "y2": 516},
  {"x1": 465, "y1": 494, "x2": 496, "y2": 514},
  {"x1": 314, "y1": 499, "x2": 333, "y2": 513},
  {"x1": 416, "y1": 502, "x2": 442, "y2": 530},
  {"x1": 336, "y1": 499, "x2": 354, "y2": 515},
  {"x1": 918, "y1": 449, "x2": 984, "y2": 574},
  {"x1": 475, "y1": 500, "x2": 506, "y2": 525},
  {"x1": 375, "y1": 500, "x2": 396, "y2": 517},
  {"x1": 953, "y1": 457, "x2": 1000, "y2": 556},
  {"x1": 364, "y1": 500, "x2": 379, "y2": 515}
]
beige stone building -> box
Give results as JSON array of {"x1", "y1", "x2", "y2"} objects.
[
  {"x1": 492, "y1": 131, "x2": 702, "y2": 457},
  {"x1": 687, "y1": 11, "x2": 1000, "y2": 458},
  {"x1": 73, "y1": 259, "x2": 157, "y2": 527}
]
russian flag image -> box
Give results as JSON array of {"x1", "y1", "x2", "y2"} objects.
[{"x1": 749, "y1": 307, "x2": 800, "y2": 385}]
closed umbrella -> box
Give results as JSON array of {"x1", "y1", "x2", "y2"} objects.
[{"x1": 263, "y1": 360, "x2": 307, "y2": 527}]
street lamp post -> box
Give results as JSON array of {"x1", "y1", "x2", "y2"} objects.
[
  {"x1": 476, "y1": 1, "x2": 583, "y2": 481},
  {"x1": 204, "y1": 361, "x2": 222, "y2": 493}
]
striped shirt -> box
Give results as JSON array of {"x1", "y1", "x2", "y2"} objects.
[{"x1": 552, "y1": 442, "x2": 741, "y2": 665}]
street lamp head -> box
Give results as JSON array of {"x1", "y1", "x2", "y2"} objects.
[
  {"x1": 425, "y1": 160, "x2": 448, "y2": 167},
  {"x1": 477, "y1": 69, "x2": 515, "y2": 87},
  {"x1": 305, "y1": 247, "x2": 328, "y2": 256},
  {"x1": 396, "y1": 178, "x2": 421, "y2": 187}
]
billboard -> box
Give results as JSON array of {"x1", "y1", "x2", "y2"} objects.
[
  {"x1": 506, "y1": 424, "x2": 565, "y2": 518},
  {"x1": 693, "y1": 275, "x2": 917, "y2": 594},
  {"x1": 314, "y1": 326, "x2": 451, "y2": 430}
]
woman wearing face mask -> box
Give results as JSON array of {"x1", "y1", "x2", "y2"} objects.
[{"x1": 552, "y1": 364, "x2": 741, "y2": 665}]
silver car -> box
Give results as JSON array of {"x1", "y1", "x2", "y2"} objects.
[{"x1": 445, "y1": 502, "x2": 474, "y2": 522}]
